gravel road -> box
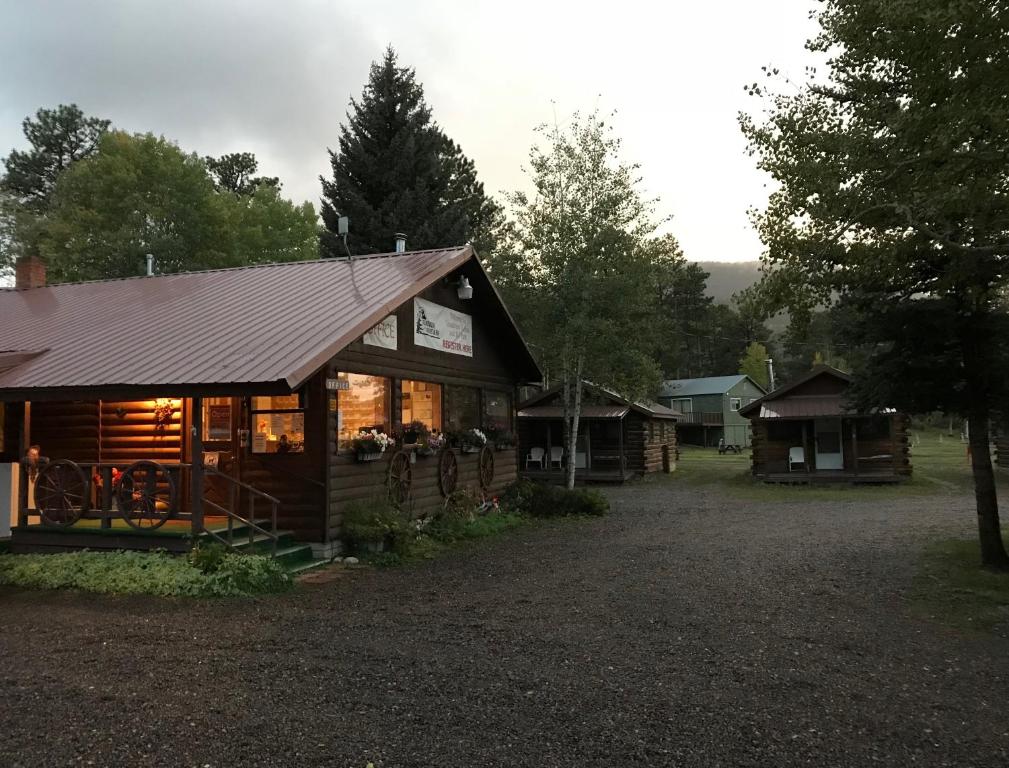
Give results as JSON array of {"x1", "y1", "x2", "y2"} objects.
[{"x1": 1, "y1": 481, "x2": 1007, "y2": 768}]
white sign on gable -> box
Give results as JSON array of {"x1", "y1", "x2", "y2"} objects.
[
  {"x1": 363, "y1": 315, "x2": 397, "y2": 350},
  {"x1": 414, "y1": 297, "x2": 473, "y2": 357}
]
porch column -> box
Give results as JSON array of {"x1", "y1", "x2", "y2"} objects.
[
  {"x1": 618, "y1": 418, "x2": 625, "y2": 477},
  {"x1": 191, "y1": 396, "x2": 204, "y2": 534},
  {"x1": 851, "y1": 420, "x2": 859, "y2": 479}
]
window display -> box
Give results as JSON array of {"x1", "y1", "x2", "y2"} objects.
[
  {"x1": 337, "y1": 373, "x2": 391, "y2": 450},
  {"x1": 401, "y1": 380, "x2": 442, "y2": 431},
  {"x1": 251, "y1": 394, "x2": 305, "y2": 453},
  {"x1": 202, "y1": 397, "x2": 232, "y2": 442},
  {"x1": 444, "y1": 385, "x2": 480, "y2": 432}
]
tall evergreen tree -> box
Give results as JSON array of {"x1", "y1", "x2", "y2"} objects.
[{"x1": 319, "y1": 47, "x2": 502, "y2": 257}]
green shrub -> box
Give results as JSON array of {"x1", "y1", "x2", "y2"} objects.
[
  {"x1": 341, "y1": 497, "x2": 407, "y2": 553},
  {"x1": 0, "y1": 550, "x2": 290, "y2": 598},
  {"x1": 187, "y1": 541, "x2": 229, "y2": 573},
  {"x1": 500, "y1": 479, "x2": 609, "y2": 518}
]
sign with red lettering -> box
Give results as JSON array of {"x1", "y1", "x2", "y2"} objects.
[{"x1": 414, "y1": 298, "x2": 473, "y2": 357}]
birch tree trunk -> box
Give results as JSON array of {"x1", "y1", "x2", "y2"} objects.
[{"x1": 564, "y1": 355, "x2": 584, "y2": 490}]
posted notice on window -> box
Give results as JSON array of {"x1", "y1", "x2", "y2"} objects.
[{"x1": 414, "y1": 297, "x2": 473, "y2": 357}]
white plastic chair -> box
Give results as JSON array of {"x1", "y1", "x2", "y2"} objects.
[
  {"x1": 788, "y1": 446, "x2": 806, "y2": 472},
  {"x1": 525, "y1": 447, "x2": 545, "y2": 469},
  {"x1": 550, "y1": 446, "x2": 564, "y2": 468}
]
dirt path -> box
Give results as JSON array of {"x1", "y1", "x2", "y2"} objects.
[{"x1": 0, "y1": 481, "x2": 1006, "y2": 767}]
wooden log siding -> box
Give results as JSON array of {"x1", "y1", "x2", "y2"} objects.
[
  {"x1": 325, "y1": 447, "x2": 518, "y2": 542},
  {"x1": 623, "y1": 415, "x2": 676, "y2": 474},
  {"x1": 100, "y1": 400, "x2": 183, "y2": 464},
  {"x1": 750, "y1": 414, "x2": 911, "y2": 477},
  {"x1": 30, "y1": 401, "x2": 100, "y2": 463}
]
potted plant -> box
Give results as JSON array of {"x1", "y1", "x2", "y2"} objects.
[
  {"x1": 460, "y1": 427, "x2": 487, "y2": 454},
  {"x1": 484, "y1": 426, "x2": 517, "y2": 451},
  {"x1": 417, "y1": 431, "x2": 445, "y2": 457},
  {"x1": 352, "y1": 429, "x2": 394, "y2": 462},
  {"x1": 401, "y1": 420, "x2": 430, "y2": 447}
]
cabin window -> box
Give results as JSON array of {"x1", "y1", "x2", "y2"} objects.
[
  {"x1": 337, "y1": 373, "x2": 391, "y2": 450},
  {"x1": 483, "y1": 390, "x2": 512, "y2": 431},
  {"x1": 401, "y1": 380, "x2": 442, "y2": 431},
  {"x1": 767, "y1": 421, "x2": 803, "y2": 442},
  {"x1": 251, "y1": 394, "x2": 305, "y2": 453},
  {"x1": 203, "y1": 397, "x2": 232, "y2": 442},
  {"x1": 444, "y1": 385, "x2": 481, "y2": 431},
  {"x1": 669, "y1": 398, "x2": 692, "y2": 413},
  {"x1": 858, "y1": 415, "x2": 891, "y2": 440},
  {"x1": 648, "y1": 422, "x2": 655, "y2": 440},
  {"x1": 659, "y1": 422, "x2": 666, "y2": 441},
  {"x1": 730, "y1": 397, "x2": 741, "y2": 412}
]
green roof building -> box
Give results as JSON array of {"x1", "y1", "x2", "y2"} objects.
[{"x1": 658, "y1": 375, "x2": 766, "y2": 447}]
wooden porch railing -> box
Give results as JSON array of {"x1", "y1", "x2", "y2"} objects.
[
  {"x1": 200, "y1": 468, "x2": 281, "y2": 556},
  {"x1": 674, "y1": 411, "x2": 723, "y2": 426}
]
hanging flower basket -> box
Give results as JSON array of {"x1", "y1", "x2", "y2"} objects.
[
  {"x1": 352, "y1": 430, "x2": 394, "y2": 463},
  {"x1": 460, "y1": 428, "x2": 487, "y2": 454}
]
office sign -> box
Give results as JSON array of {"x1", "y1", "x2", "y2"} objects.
[{"x1": 363, "y1": 315, "x2": 397, "y2": 350}]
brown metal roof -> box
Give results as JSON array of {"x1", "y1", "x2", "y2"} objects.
[
  {"x1": 518, "y1": 405, "x2": 631, "y2": 420},
  {"x1": 0, "y1": 246, "x2": 539, "y2": 397},
  {"x1": 519, "y1": 381, "x2": 681, "y2": 420},
  {"x1": 757, "y1": 396, "x2": 847, "y2": 419}
]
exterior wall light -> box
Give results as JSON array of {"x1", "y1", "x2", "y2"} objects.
[{"x1": 457, "y1": 276, "x2": 473, "y2": 300}]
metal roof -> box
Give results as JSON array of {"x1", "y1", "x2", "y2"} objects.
[
  {"x1": 660, "y1": 375, "x2": 761, "y2": 398},
  {"x1": 0, "y1": 246, "x2": 540, "y2": 397},
  {"x1": 519, "y1": 381, "x2": 680, "y2": 420},
  {"x1": 757, "y1": 396, "x2": 847, "y2": 419},
  {"x1": 518, "y1": 405, "x2": 631, "y2": 420}
]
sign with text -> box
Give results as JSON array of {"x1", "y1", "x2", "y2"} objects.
[
  {"x1": 363, "y1": 315, "x2": 397, "y2": 350},
  {"x1": 414, "y1": 297, "x2": 473, "y2": 357}
]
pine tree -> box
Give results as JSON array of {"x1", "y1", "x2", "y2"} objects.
[{"x1": 319, "y1": 47, "x2": 501, "y2": 257}]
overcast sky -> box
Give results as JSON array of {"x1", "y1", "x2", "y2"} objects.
[{"x1": 0, "y1": 0, "x2": 820, "y2": 263}]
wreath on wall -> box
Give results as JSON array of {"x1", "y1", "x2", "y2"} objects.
[{"x1": 153, "y1": 399, "x2": 175, "y2": 430}]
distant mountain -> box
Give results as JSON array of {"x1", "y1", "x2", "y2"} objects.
[{"x1": 694, "y1": 260, "x2": 762, "y2": 304}]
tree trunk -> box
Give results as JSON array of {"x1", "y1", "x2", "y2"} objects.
[
  {"x1": 967, "y1": 408, "x2": 1009, "y2": 570},
  {"x1": 564, "y1": 357, "x2": 584, "y2": 490}
]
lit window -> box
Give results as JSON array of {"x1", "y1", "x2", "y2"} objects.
[
  {"x1": 730, "y1": 398, "x2": 741, "y2": 412},
  {"x1": 337, "y1": 373, "x2": 391, "y2": 450},
  {"x1": 251, "y1": 394, "x2": 305, "y2": 454},
  {"x1": 203, "y1": 397, "x2": 232, "y2": 442},
  {"x1": 401, "y1": 380, "x2": 442, "y2": 431},
  {"x1": 483, "y1": 390, "x2": 512, "y2": 431}
]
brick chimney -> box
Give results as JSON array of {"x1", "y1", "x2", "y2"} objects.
[{"x1": 14, "y1": 254, "x2": 46, "y2": 290}]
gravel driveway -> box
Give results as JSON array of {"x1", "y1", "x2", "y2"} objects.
[{"x1": 1, "y1": 481, "x2": 1007, "y2": 768}]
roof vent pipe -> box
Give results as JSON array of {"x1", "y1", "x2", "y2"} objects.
[
  {"x1": 394, "y1": 233, "x2": 407, "y2": 253},
  {"x1": 146, "y1": 254, "x2": 155, "y2": 276},
  {"x1": 765, "y1": 358, "x2": 776, "y2": 391}
]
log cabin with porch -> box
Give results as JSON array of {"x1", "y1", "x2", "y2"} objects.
[
  {"x1": 517, "y1": 382, "x2": 679, "y2": 483},
  {"x1": 0, "y1": 246, "x2": 541, "y2": 561},
  {"x1": 739, "y1": 365, "x2": 912, "y2": 484}
]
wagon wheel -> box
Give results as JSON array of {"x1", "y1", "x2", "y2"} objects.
[
  {"x1": 116, "y1": 460, "x2": 177, "y2": 530},
  {"x1": 387, "y1": 450, "x2": 413, "y2": 506},
  {"x1": 34, "y1": 459, "x2": 89, "y2": 527},
  {"x1": 437, "y1": 448, "x2": 458, "y2": 498},
  {"x1": 478, "y1": 445, "x2": 495, "y2": 492}
]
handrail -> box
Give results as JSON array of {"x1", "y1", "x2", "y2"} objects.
[{"x1": 202, "y1": 468, "x2": 280, "y2": 556}]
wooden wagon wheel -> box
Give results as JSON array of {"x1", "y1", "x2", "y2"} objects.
[
  {"x1": 34, "y1": 459, "x2": 89, "y2": 527},
  {"x1": 437, "y1": 448, "x2": 458, "y2": 497},
  {"x1": 116, "y1": 460, "x2": 177, "y2": 530},
  {"x1": 387, "y1": 449, "x2": 413, "y2": 506},
  {"x1": 478, "y1": 445, "x2": 495, "y2": 492}
]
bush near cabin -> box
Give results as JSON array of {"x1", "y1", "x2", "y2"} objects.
[{"x1": 0, "y1": 548, "x2": 291, "y2": 598}]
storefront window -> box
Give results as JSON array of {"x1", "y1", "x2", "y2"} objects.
[
  {"x1": 337, "y1": 373, "x2": 391, "y2": 450},
  {"x1": 483, "y1": 390, "x2": 511, "y2": 431},
  {"x1": 251, "y1": 394, "x2": 305, "y2": 453},
  {"x1": 203, "y1": 397, "x2": 232, "y2": 442},
  {"x1": 444, "y1": 385, "x2": 481, "y2": 432},
  {"x1": 401, "y1": 380, "x2": 442, "y2": 431}
]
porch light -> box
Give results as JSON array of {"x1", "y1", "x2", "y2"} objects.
[{"x1": 457, "y1": 276, "x2": 473, "y2": 300}]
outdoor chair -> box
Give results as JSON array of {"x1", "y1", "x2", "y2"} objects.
[
  {"x1": 550, "y1": 446, "x2": 564, "y2": 469},
  {"x1": 788, "y1": 446, "x2": 806, "y2": 472},
  {"x1": 525, "y1": 447, "x2": 545, "y2": 469}
]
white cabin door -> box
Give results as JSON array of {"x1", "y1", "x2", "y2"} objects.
[{"x1": 814, "y1": 418, "x2": 843, "y2": 470}]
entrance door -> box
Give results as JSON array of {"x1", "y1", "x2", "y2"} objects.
[{"x1": 814, "y1": 418, "x2": 843, "y2": 470}]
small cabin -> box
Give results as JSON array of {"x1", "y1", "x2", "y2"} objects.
[
  {"x1": 517, "y1": 382, "x2": 678, "y2": 483},
  {"x1": 0, "y1": 246, "x2": 541, "y2": 558},
  {"x1": 739, "y1": 366, "x2": 911, "y2": 483}
]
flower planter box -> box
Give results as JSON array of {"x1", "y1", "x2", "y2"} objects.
[
  {"x1": 461, "y1": 445, "x2": 481, "y2": 454},
  {"x1": 416, "y1": 447, "x2": 436, "y2": 458},
  {"x1": 356, "y1": 451, "x2": 384, "y2": 463}
]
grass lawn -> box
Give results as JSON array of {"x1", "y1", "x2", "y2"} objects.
[
  {"x1": 665, "y1": 427, "x2": 1009, "y2": 502},
  {"x1": 912, "y1": 536, "x2": 1009, "y2": 635}
]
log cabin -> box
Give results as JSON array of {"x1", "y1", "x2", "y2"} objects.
[
  {"x1": 739, "y1": 365, "x2": 912, "y2": 483},
  {"x1": 517, "y1": 382, "x2": 679, "y2": 483},
  {"x1": 0, "y1": 246, "x2": 541, "y2": 560}
]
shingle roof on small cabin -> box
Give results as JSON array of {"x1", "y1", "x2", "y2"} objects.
[
  {"x1": 0, "y1": 246, "x2": 542, "y2": 400},
  {"x1": 660, "y1": 374, "x2": 763, "y2": 398},
  {"x1": 738, "y1": 365, "x2": 877, "y2": 420}
]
